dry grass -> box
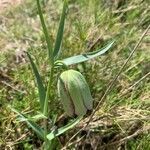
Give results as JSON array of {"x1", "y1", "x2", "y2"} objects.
[{"x1": 0, "y1": 0, "x2": 149, "y2": 149}]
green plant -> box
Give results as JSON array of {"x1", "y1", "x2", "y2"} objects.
[{"x1": 10, "y1": 0, "x2": 114, "y2": 149}]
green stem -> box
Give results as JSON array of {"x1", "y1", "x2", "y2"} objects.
[
  {"x1": 43, "y1": 64, "x2": 54, "y2": 149},
  {"x1": 43, "y1": 65, "x2": 54, "y2": 116},
  {"x1": 36, "y1": 0, "x2": 55, "y2": 149}
]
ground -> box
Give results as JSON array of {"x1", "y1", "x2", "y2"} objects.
[
  {"x1": 0, "y1": 0, "x2": 150, "y2": 149},
  {"x1": 0, "y1": 0, "x2": 22, "y2": 13}
]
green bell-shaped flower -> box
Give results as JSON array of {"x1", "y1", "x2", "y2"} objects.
[{"x1": 57, "y1": 69, "x2": 93, "y2": 117}]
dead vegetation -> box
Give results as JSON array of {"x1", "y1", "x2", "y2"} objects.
[{"x1": 0, "y1": 0, "x2": 149, "y2": 149}]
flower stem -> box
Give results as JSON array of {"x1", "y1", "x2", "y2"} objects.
[{"x1": 43, "y1": 63, "x2": 54, "y2": 149}]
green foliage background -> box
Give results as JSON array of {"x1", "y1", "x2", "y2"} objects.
[{"x1": 0, "y1": 0, "x2": 149, "y2": 149}]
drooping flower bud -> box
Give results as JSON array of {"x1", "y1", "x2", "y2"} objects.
[{"x1": 57, "y1": 69, "x2": 93, "y2": 117}]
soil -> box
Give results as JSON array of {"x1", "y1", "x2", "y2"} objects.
[{"x1": 0, "y1": 0, "x2": 22, "y2": 13}]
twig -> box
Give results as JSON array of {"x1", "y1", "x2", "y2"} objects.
[
  {"x1": 1, "y1": 80, "x2": 24, "y2": 94},
  {"x1": 120, "y1": 72, "x2": 150, "y2": 96},
  {"x1": 63, "y1": 24, "x2": 150, "y2": 149},
  {"x1": 61, "y1": 136, "x2": 85, "y2": 150},
  {"x1": 108, "y1": 71, "x2": 150, "y2": 110},
  {"x1": 100, "y1": 127, "x2": 150, "y2": 149}
]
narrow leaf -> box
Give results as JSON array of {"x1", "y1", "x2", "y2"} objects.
[
  {"x1": 10, "y1": 107, "x2": 44, "y2": 140},
  {"x1": 18, "y1": 113, "x2": 47, "y2": 122},
  {"x1": 53, "y1": 0, "x2": 68, "y2": 59},
  {"x1": 47, "y1": 116, "x2": 82, "y2": 141},
  {"x1": 62, "y1": 41, "x2": 115, "y2": 66},
  {"x1": 27, "y1": 52, "x2": 46, "y2": 112},
  {"x1": 36, "y1": 0, "x2": 53, "y2": 61},
  {"x1": 18, "y1": 114, "x2": 47, "y2": 123},
  {"x1": 31, "y1": 113, "x2": 47, "y2": 121}
]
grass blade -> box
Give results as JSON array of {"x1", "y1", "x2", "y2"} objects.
[
  {"x1": 47, "y1": 116, "x2": 82, "y2": 141},
  {"x1": 27, "y1": 52, "x2": 46, "y2": 112},
  {"x1": 36, "y1": 0, "x2": 53, "y2": 62},
  {"x1": 53, "y1": 0, "x2": 68, "y2": 59},
  {"x1": 62, "y1": 40, "x2": 115, "y2": 66},
  {"x1": 19, "y1": 113, "x2": 47, "y2": 122},
  {"x1": 10, "y1": 107, "x2": 44, "y2": 140}
]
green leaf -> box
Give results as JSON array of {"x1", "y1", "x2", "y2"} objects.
[
  {"x1": 53, "y1": 0, "x2": 68, "y2": 59},
  {"x1": 10, "y1": 107, "x2": 44, "y2": 140},
  {"x1": 27, "y1": 52, "x2": 46, "y2": 112},
  {"x1": 47, "y1": 116, "x2": 83, "y2": 141},
  {"x1": 36, "y1": 0, "x2": 53, "y2": 62},
  {"x1": 18, "y1": 113, "x2": 48, "y2": 123},
  {"x1": 31, "y1": 113, "x2": 47, "y2": 121},
  {"x1": 18, "y1": 113, "x2": 47, "y2": 122},
  {"x1": 62, "y1": 41, "x2": 115, "y2": 66}
]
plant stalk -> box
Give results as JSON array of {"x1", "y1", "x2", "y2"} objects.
[{"x1": 43, "y1": 64, "x2": 54, "y2": 147}]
